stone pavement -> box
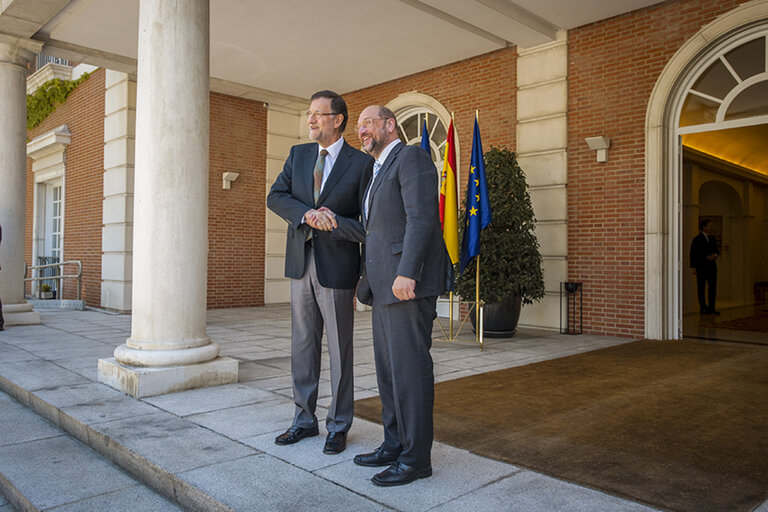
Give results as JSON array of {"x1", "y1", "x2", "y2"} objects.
[{"x1": 1, "y1": 305, "x2": 763, "y2": 511}]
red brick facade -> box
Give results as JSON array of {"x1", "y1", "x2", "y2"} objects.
[
  {"x1": 208, "y1": 93, "x2": 267, "y2": 308},
  {"x1": 567, "y1": 0, "x2": 750, "y2": 336},
  {"x1": 27, "y1": 69, "x2": 106, "y2": 307},
  {"x1": 26, "y1": 72, "x2": 268, "y2": 309}
]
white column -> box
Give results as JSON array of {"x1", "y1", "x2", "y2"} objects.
[
  {"x1": 0, "y1": 35, "x2": 42, "y2": 326},
  {"x1": 98, "y1": 0, "x2": 237, "y2": 397}
]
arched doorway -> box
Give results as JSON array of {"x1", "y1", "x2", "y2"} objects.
[{"x1": 645, "y1": 1, "x2": 768, "y2": 340}]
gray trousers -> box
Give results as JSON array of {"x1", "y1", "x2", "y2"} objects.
[
  {"x1": 289, "y1": 245, "x2": 355, "y2": 433},
  {"x1": 371, "y1": 295, "x2": 437, "y2": 467}
]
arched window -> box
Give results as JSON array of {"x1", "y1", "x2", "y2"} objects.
[
  {"x1": 386, "y1": 93, "x2": 459, "y2": 185},
  {"x1": 678, "y1": 30, "x2": 768, "y2": 174},
  {"x1": 679, "y1": 33, "x2": 768, "y2": 127}
]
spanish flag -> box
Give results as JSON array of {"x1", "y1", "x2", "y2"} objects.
[{"x1": 440, "y1": 120, "x2": 459, "y2": 264}]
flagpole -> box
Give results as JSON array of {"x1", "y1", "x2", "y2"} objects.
[
  {"x1": 474, "y1": 109, "x2": 482, "y2": 347},
  {"x1": 448, "y1": 110, "x2": 455, "y2": 339}
]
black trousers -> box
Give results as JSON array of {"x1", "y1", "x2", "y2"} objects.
[
  {"x1": 371, "y1": 295, "x2": 437, "y2": 467},
  {"x1": 696, "y1": 265, "x2": 717, "y2": 312}
]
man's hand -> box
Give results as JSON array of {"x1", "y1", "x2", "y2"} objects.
[
  {"x1": 392, "y1": 275, "x2": 416, "y2": 301},
  {"x1": 692, "y1": 268, "x2": 697, "y2": 275},
  {"x1": 305, "y1": 209, "x2": 336, "y2": 231},
  {"x1": 317, "y1": 207, "x2": 338, "y2": 229}
]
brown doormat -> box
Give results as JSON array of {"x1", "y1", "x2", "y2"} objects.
[{"x1": 354, "y1": 340, "x2": 768, "y2": 512}]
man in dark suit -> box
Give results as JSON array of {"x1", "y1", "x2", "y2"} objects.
[
  {"x1": 690, "y1": 218, "x2": 720, "y2": 315},
  {"x1": 327, "y1": 105, "x2": 451, "y2": 486},
  {"x1": 267, "y1": 90, "x2": 372, "y2": 455}
]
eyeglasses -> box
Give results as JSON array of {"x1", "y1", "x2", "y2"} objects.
[
  {"x1": 306, "y1": 111, "x2": 339, "y2": 119},
  {"x1": 355, "y1": 117, "x2": 389, "y2": 131}
]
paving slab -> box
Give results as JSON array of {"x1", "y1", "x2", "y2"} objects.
[
  {"x1": 187, "y1": 399, "x2": 294, "y2": 440},
  {"x1": 0, "y1": 393, "x2": 62, "y2": 445},
  {"x1": 0, "y1": 435, "x2": 141, "y2": 511},
  {"x1": 91, "y1": 412, "x2": 255, "y2": 474},
  {"x1": 243, "y1": 417, "x2": 384, "y2": 472},
  {"x1": 0, "y1": 359, "x2": 89, "y2": 391},
  {"x1": 142, "y1": 382, "x2": 277, "y2": 417},
  {"x1": 46, "y1": 485, "x2": 183, "y2": 512},
  {"x1": 179, "y1": 453, "x2": 388, "y2": 512},
  {"x1": 314, "y1": 441, "x2": 519, "y2": 512},
  {"x1": 34, "y1": 382, "x2": 160, "y2": 424},
  {"x1": 430, "y1": 469, "x2": 661, "y2": 512},
  {"x1": 0, "y1": 343, "x2": 38, "y2": 363}
]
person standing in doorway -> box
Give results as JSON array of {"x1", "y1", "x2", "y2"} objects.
[
  {"x1": 690, "y1": 218, "x2": 720, "y2": 315},
  {"x1": 267, "y1": 90, "x2": 372, "y2": 455}
]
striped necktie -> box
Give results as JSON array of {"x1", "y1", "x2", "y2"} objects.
[{"x1": 313, "y1": 149, "x2": 328, "y2": 204}]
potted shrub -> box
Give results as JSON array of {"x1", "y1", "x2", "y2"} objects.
[
  {"x1": 40, "y1": 283, "x2": 54, "y2": 299},
  {"x1": 456, "y1": 146, "x2": 545, "y2": 337}
]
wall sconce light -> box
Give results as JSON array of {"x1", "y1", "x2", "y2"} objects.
[
  {"x1": 222, "y1": 172, "x2": 240, "y2": 190},
  {"x1": 585, "y1": 136, "x2": 611, "y2": 163}
]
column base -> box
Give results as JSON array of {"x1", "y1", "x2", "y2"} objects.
[
  {"x1": 97, "y1": 356, "x2": 239, "y2": 398},
  {"x1": 2, "y1": 302, "x2": 41, "y2": 326}
]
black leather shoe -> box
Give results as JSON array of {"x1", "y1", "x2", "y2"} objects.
[
  {"x1": 274, "y1": 425, "x2": 319, "y2": 445},
  {"x1": 323, "y1": 432, "x2": 347, "y2": 454},
  {"x1": 353, "y1": 445, "x2": 401, "y2": 467},
  {"x1": 705, "y1": 308, "x2": 721, "y2": 315},
  {"x1": 371, "y1": 462, "x2": 432, "y2": 487}
]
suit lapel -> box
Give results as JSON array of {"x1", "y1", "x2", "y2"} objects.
[
  {"x1": 317, "y1": 141, "x2": 351, "y2": 205},
  {"x1": 304, "y1": 144, "x2": 318, "y2": 204},
  {"x1": 364, "y1": 142, "x2": 403, "y2": 226}
]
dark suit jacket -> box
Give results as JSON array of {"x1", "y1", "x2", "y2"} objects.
[
  {"x1": 267, "y1": 140, "x2": 372, "y2": 289},
  {"x1": 690, "y1": 232, "x2": 719, "y2": 272},
  {"x1": 334, "y1": 142, "x2": 451, "y2": 305}
]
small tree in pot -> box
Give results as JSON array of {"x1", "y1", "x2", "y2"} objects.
[{"x1": 456, "y1": 146, "x2": 545, "y2": 337}]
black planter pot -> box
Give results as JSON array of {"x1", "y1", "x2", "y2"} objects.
[{"x1": 470, "y1": 295, "x2": 522, "y2": 338}]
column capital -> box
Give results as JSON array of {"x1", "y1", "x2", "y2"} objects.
[{"x1": 0, "y1": 33, "x2": 43, "y2": 69}]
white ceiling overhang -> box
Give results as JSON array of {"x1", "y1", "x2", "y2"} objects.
[{"x1": 2, "y1": 0, "x2": 665, "y2": 105}]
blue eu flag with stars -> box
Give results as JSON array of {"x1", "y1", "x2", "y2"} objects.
[
  {"x1": 420, "y1": 120, "x2": 430, "y2": 156},
  {"x1": 459, "y1": 118, "x2": 492, "y2": 273}
]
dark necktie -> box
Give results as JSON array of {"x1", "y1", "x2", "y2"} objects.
[
  {"x1": 313, "y1": 149, "x2": 328, "y2": 204},
  {"x1": 365, "y1": 161, "x2": 382, "y2": 220}
]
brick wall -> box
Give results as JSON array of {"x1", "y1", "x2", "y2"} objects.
[
  {"x1": 208, "y1": 93, "x2": 267, "y2": 308},
  {"x1": 27, "y1": 69, "x2": 105, "y2": 307},
  {"x1": 342, "y1": 46, "x2": 517, "y2": 195},
  {"x1": 27, "y1": 72, "x2": 268, "y2": 309},
  {"x1": 567, "y1": 0, "x2": 750, "y2": 336}
]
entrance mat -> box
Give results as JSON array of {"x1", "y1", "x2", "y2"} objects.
[{"x1": 355, "y1": 340, "x2": 768, "y2": 512}]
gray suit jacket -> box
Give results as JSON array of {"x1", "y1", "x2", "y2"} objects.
[
  {"x1": 267, "y1": 140, "x2": 373, "y2": 289},
  {"x1": 333, "y1": 143, "x2": 452, "y2": 305}
]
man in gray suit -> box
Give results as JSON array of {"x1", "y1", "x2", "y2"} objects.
[
  {"x1": 327, "y1": 105, "x2": 451, "y2": 486},
  {"x1": 267, "y1": 91, "x2": 372, "y2": 455}
]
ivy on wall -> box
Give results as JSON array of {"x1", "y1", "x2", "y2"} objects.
[{"x1": 27, "y1": 72, "x2": 92, "y2": 130}]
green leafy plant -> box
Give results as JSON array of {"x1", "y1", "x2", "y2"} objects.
[
  {"x1": 40, "y1": 284, "x2": 52, "y2": 293},
  {"x1": 27, "y1": 72, "x2": 91, "y2": 129},
  {"x1": 456, "y1": 146, "x2": 545, "y2": 305}
]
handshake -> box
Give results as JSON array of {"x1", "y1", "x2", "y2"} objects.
[{"x1": 305, "y1": 206, "x2": 338, "y2": 231}]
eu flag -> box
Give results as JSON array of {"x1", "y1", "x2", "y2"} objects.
[
  {"x1": 459, "y1": 118, "x2": 492, "y2": 273},
  {"x1": 420, "y1": 120, "x2": 430, "y2": 155}
]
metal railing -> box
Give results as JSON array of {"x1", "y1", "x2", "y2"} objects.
[
  {"x1": 35, "y1": 54, "x2": 69, "y2": 72},
  {"x1": 24, "y1": 260, "x2": 82, "y2": 301}
]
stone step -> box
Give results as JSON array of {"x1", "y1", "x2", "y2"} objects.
[{"x1": 0, "y1": 391, "x2": 184, "y2": 512}]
